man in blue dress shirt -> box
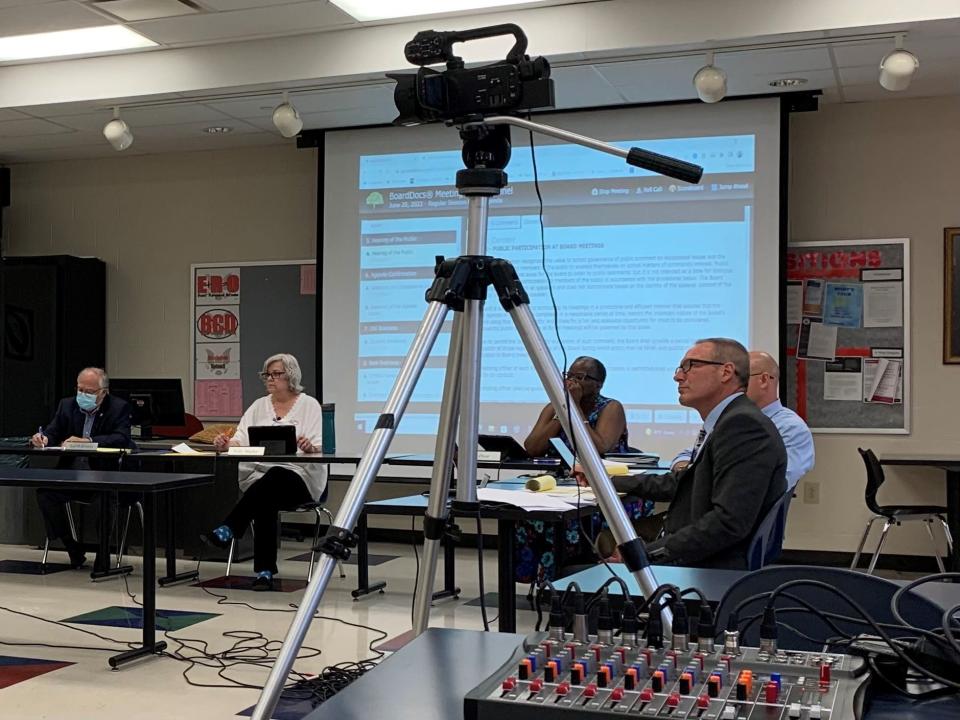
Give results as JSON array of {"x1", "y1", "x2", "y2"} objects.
[{"x1": 672, "y1": 351, "x2": 814, "y2": 490}]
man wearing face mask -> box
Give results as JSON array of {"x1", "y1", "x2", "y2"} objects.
[{"x1": 30, "y1": 367, "x2": 135, "y2": 568}]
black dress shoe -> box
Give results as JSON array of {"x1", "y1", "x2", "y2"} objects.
[
  {"x1": 200, "y1": 530, "x2": 230, "y2": 549},
  {"x1": 251, "y1": 574, "x2": 274, "y2": 592},
  {"x1": 67, "y1": 550, "x2": 87, "y2": 569}
]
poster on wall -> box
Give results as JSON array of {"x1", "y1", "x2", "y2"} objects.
[{"x1": 193, "y1": 266, "x2": 243, "y2": 418}]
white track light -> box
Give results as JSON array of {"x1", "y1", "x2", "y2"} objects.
[
  {"x1": 103, "y1": 107, "x2": 133, "y2": 151},
  {"x1": 693, "y1": 52, "x2": 727, "y2": 103},
  {"x1": 879, "y1": 35, "x2": 918, "y2": 92},
  {"x1": 272, "y1": 92, "x2": 303, "y2": 138}
]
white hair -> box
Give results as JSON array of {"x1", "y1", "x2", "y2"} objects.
[
  {"x1": 78, "y1": 367, "x2": 109, "y2": 389},
  {"x1": 262, "y1": 353, "x2": 304, "y2": 393}
]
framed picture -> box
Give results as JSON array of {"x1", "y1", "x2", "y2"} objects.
[{"x1": 944, "y1": 228, "x2": 960, "y2": 363}]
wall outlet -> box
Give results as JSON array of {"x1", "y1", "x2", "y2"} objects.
[{"x1": 802, "y1": 481, "x2": 820, "y2": 504}]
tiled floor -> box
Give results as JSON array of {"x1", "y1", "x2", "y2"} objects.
[{"x1": 0, "y1": 539, "x2": 527, "y2": 719}]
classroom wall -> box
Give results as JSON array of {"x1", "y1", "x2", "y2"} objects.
[
  {"x1": 3, "y1": 143, "x2": 317, "y2": 411},
  {"x1": 5, "y1": 95, "x2": 960, "y2": 555},
  {"x1": 786, "y1": 94, "x2": 960, "y2": 555}
]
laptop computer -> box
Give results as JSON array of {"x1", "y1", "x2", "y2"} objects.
[
  {"x1": 477, "y1": 434, "x2": 530, "y2": 460},
  {"x1": 549, "y1": 437, "x2": 576, "y2": 476},
  {"x1": 247, "y1": 425, "x2": 297, "y2": 455}
]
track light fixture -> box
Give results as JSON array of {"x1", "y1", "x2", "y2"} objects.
[
  {"x1": 693, "y1": 51, "x2": 727, "y2": 103},
  {"x1": 879, "y1": 34, "x2": 918, "y2": 92},
  {"x1": 102, "y1": 106, "x2": 133, "y2": 151},
  {"x1": 272, "y1": 92, "x2": 303, "y2": 138}
]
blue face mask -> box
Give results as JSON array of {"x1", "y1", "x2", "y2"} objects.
[{"x1": 76, "y1": 391, "x2": 99, "y2": 412}]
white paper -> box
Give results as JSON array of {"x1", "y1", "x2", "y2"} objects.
[
  {"x1": 786, "y1": 282, "x2": 803, "y2": 324},
  {"x1": 863, "y1": 359, "x2": 903, "y2": 403},
  {"x1": 863, "y1": 282, "x2": 903, "y2": 328},
  {"x1": 823, "y1": 369, "x2": 862, "y2": 401},
  {"x1": 801, "y1": 320, "x2": 838, "y2": 360},
  {"x1": 171, "y1": 442, "x2": 198, "y2": 454},
  {"x1": 476, "y1": 487, "x2": 594, "y2": 511}
]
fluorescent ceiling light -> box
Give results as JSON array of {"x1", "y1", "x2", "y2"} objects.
[
  {"x1": 330, "y1": 0, "x2": 544, "y2": 22},
  {"x1": 0, "y1": 25, "x2": 156, "y2": 63}
]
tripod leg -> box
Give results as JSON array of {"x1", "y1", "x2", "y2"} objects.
[
  {"x1": 412, "y1": 313, "x2": 464, "y2": 635},
  {"x1": 251, "y1": 300, "x2": 450, "y2": 720},
  {"x1": 505, "y1": 300, "x2": 671, "y2": 627}
]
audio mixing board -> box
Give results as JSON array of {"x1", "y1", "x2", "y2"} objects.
[{"x1": 464, "y1": 631, "x2": 871, "y2": 720}]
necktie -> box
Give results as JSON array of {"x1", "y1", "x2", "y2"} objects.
[{"x1": 691, "y1": 427, "x2": 707, "y2": 461}]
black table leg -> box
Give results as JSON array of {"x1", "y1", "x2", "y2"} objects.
[
  {"x1": 431, "y1": 529, "x2": 460, "y2": 602},
  {"x1": 109, "y1": 492, "x2": 167, "y2": 668},
  {"x1": 352, "y1": 510, "x2": 385, "y2": 599},
  {"x1": 91, "y1": 491, "x2": 132, "y2": 581},
  {"x1": 159, "y1": 491, "x2": 198, "y2": 586},
  {"x1": 946, "y1": 470, "x2": 960, "y2": 572},
  {"x1": 498, "y1": 518, "x2": 516, "y2": 633}
]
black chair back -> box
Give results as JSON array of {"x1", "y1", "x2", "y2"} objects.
[
  {"x1": 858, "y1": 447, "x2": 886, "y2": 515},
  {"x1": 714, "y1": 565, "x2": 944, "y2": 651},
  {"x1": 746, "y1": 490, "x2": 791, "y2": 570}
]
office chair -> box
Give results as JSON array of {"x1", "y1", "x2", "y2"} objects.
[
  {"x1": 41, "y1": 497, "x2": 144, "y2": 569},
  {"x1": 850, "y1": 448, "x2": 952, "y2": 574},
  {"x1": 225, "y1": 501, "x2": 346, "y2": 581},
  {"x1": 116, "y1": 500, "x2": 144, "y2": 567},
  {"x1": 714, "y1": 565, "x2": 944, "y2": 651},
  {"x1": 746, "y1": 490, "x2": 793, "y2": 571},
  {"x1": 41, "y1": 500, "x2": 86, "y2": 567}
]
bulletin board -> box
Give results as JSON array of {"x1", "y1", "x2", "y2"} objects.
[
  {"x1": 784, "y1": 239, "x2": 909, "y2": 434},
  {"x1": 191, "y1": 261, "x2": 317, "y2": 420}
]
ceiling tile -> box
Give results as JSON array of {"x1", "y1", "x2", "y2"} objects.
[
  {"x1": 130, "y1": 118, "x2": 261, "y2": 138},
  {"x1": 550, "y1": 66, "x2": 623, "y2": 109},
  {"x1": 0, "y1": 117, "x2": 77, "y2": 137},
  {"x1": 594, "y1": 56, "x2": 703, "y2": 89},
  {"x1": 94, "y1": 0, "x2": 201, "y2": 22},
  {"x1": 198, "y1": 0, "x2": 301, "y2": 8},
  {"x1": 0, "y1": 1, "x2": 106, "y2": 38},
  {"x1": 129, "y1": 1, "x2": 354, "y2": 45},
  {"x1": 204, "y1": 95, "x2": 282, "y2": 118},
  {"x1": 831, "y1": 39, "x2": 897, "y2": 68},
  {"x1": 121, "y1": 102, "x2": 236, "y2": 125},
  {"x1": 716, "y1": 46, "x2": 833, "y2": 76}
]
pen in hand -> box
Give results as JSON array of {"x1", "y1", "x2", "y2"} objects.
[{"x1": 34, "y1": 426, "x2": 48, "y2": 448}]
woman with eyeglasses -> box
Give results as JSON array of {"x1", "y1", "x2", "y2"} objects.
[
  {"x1": 202, "y1": 353, "x2": 324, "y2": 591},
  {"x1": 516, "y1": 356, "x2": 651, "y2": 584},
  {"x1": 523, "y1": 356, "x2": 629, "y2": 457}
]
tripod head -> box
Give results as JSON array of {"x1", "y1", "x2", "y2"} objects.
[{"x1": 460, "y1": 123, "x2": 511, "y2": 171}]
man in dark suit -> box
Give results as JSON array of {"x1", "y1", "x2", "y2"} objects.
[
  {"x1": 613, "y1": 338, "x2": 787, "y2": 569},
  {"x1": 29, "y1": 367, "x2": 135, "y2": 568}
]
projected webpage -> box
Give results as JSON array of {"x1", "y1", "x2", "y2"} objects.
[{"x1": 352, "y1": 133, "x2": 756, "y2": 450}]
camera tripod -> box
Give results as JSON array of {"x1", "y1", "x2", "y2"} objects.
[{"x1": 251, "y1": 116, "x2": 702, "y2": 719}]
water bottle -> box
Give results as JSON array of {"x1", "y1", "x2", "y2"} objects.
[{"x1": 321, "y1": 403, "x2": 336, "y2": 454}]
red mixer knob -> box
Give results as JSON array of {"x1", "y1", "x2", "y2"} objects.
[
  {"x1": 639, "y1": 688, "x2": 654, "y2": 702},
  {"x1": 583, "y1": 683, "x2": 598, "y2": 698},
  {"x1": 556, "y1": 682, "x2": 570, "y2": 696},
  {"x1": 530, "y1": 678, "x2": 544, "y2": 692},
  {"x1": 501, "y1": 677, "x2": 516, "y2": 691},
  {"x1": 667, "y1": 692, "x2": 681, "y2": 707},
  {"x1": 611, "y1": 687, "x2": 625, "y2": 702},
  {"x1": 698, "y1": 695, "x2": 710, "y2": 709}
]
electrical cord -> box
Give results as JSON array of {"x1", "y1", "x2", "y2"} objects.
[{"x1": 762, "y1": 579, "x2": 960, "y2": 691}]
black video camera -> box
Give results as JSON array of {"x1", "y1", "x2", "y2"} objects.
[{"x1": 387, "y1": 23, "x2": 554, "y2": 126}]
